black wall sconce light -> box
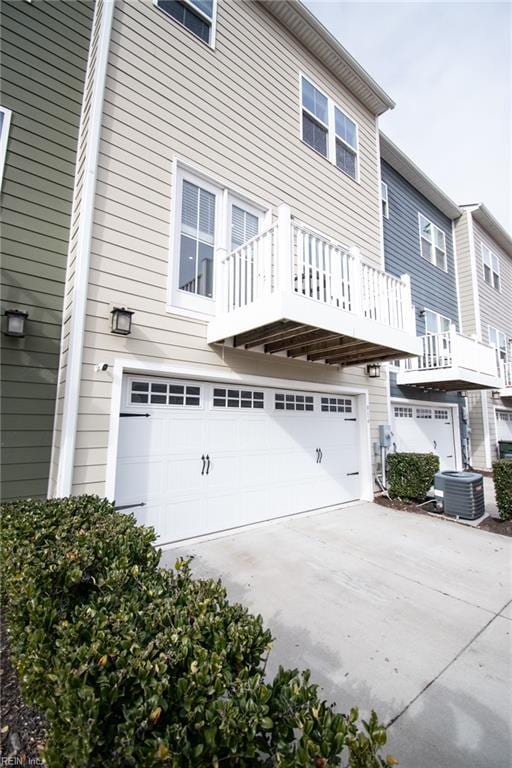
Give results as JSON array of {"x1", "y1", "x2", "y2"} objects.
[
  {"x1": 366, "y1": 363, "x2": 381, "y2": 378},
  {"x1": 110, "y1": 307, "x2": 134, "y2": 335},
  {"x1": 4, "y1": 309, "x2": 28, "y2": 337}
]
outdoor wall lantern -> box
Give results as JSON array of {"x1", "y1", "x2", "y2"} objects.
[
  {"x1": 366, "y1": 363, "x2": 381, "y2": 378},
  {"x1": 110, "y1": 307, "x2": 134, "y2": 335},
  {"x1": 4, "y1": 309, "x2": 28, "y2": 337},
  {"x1": 491, "y1": 390, "x2": 501, "y2": 400}
]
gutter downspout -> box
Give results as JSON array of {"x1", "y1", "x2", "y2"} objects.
[{"x1": 54, "y1": 0, "x2": 115, "y2": 497}]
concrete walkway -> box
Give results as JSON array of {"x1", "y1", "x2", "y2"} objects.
[{"x1": 161, "y1": 502, "x2": 512, "y2": 768}]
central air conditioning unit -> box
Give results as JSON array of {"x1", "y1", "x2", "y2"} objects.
[{"x1": 434, "y1": 471, "x2": 485, "y2": 520}]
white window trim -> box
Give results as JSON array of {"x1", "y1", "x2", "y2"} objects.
[
  {"x1": 0, "y1": 106, "x2": 12, "y2": 191},
  {"x1": 418, "y1": 213, "x2": 448, "y2": 272},
  {"x1": 299, "y1": 73, "x2": 360, "y2": 183},
  {"x1": 423, "y1": 308, "x2": 452, "y2": 335},
  {"x1": 481, "y1": 243, "x2": 501, "y2": 292},
  {"x1": 166, "y1": 157, "x2": 271, "y2": 319},
  {"x1": 381, "y1": 181, "x2": 389, "y2": 219},
  {"x1": 153, "y1": 0, "x2": 218, "y2": 48}
]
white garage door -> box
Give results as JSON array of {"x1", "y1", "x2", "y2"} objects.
[
  {"x1": 496, "y1": 410, "x2": 512, "y2": 441},
  {"x1": 115, "y1": 376, "x2": 361, "y2": 543},
  {"x1": 391, "y1": 402, "x2": 457, "y2": 471}
]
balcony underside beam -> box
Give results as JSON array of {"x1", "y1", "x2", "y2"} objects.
[{"x1": 396, "y1": 367, "x2": 501, "y2": 391}]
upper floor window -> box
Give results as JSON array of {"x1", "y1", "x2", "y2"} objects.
[
  {"x1": 488, "y1": 326, "x2": 508, "y2": 362},
  {"x1": 0, "y1": 106, "x2": 12, "y2": 191},
  {"x1": 424, "y1": 309, "x2": 451, "y2": 335},
  {"x1": 300, "y1": 76, "x2": 358, "y2": 181},
  {"x1": 381, "y1": 181, "x2": 389, "y2": 219},
  {"x1": 482, "y1": 244, "x2": 500, "y2": 291},
  {"x1": 156, "y1": 0, "x2": 216, "y2": 46},
  {"x1": 418, "y1": 214, "x2": 447, "y2": 271}
]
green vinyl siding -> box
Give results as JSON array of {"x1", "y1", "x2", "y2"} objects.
[{"x1": 0, "y1": 0, "x2": 93, "y2": 501}]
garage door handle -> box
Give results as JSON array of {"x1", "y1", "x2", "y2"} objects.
[
  {"x1": 319, "y1": 448, "x2": 323, "y2": 463},
  {"x1": 347, "y1": 471, "x2": 359, "y2": 476},
  {"x1": 120, "y1": 412, "x2": 150, "y2": 417},
  {"x1": 206, "y1": 455, "x2": 211, "y2": 475},
  {"x1": 115, "y1": 502, "x2": 145, "y2": 511},
  {"x1": 315, "y1": 448, "x2": 319, "y2": 463},
  {"x1": 201, "y1": 454, "x2": 206, "y2": 475},
  {"x1": 447, "y1": 455, "x2": 453, "y2": 458},
  {"x1": 433, "y1": 440, "x2": 437, "y2": 449}
]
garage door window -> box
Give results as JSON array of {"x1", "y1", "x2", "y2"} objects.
[
  {"x1": 275, "y1": 393, "x2": 314, "y2": 411},
  {"x1": 394, "y1": 406, "x2": 413, "y2": 418},
  {"x1": 321, "y1": 396, "x2": 352, "y2": 413},
  {"x1": 213, "y1": 388, "x2": 264, "y2": 408},
  {"x1": 435, "y1": 409, "x2": 449, "y2": 420},
  {"x1": 130, "y1": 381, "x2": 201, "y2": 407},
  {"x1": 497, "y1": 411, "x2": 512, "y2": 422},
  {"x1": 416, "y1": 408, "x2": 433, "y2": 419}
]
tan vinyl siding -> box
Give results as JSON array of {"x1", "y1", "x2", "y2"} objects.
[
  {"x1": 0, "y1": 0, "x2": 93, "y2": 501},
  {"x1": 454, "y1": 210, "x2": 478, "y2": 337},
  {"x1": 52, "y1": 0, "x2": 389, "y2": 496}
]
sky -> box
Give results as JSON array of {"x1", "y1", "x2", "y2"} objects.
[{"x1": 305, "y1": 0, "x2": 512, "y2": 231}]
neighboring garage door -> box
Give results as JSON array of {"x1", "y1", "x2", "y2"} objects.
[
  {"x1": 391, "y1": 402, "x2": 457, "y2": 471},
  {"x1": 115, "y1": 376, "x2": 361, "y2": 543},
  {"x1": 496, "y1": 410, "x2": 512, "y2": 442}
]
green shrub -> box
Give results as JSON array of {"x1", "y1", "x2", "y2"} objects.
[
  {"x1": 386, "y1": 452, "x2": 440, "y2": 501},
  {"x1": 1, "y1": 495, "x2": 393, "y2": 767},
  {"x1": 492, "y1": 459, "x2": 512, "y2": 521}
]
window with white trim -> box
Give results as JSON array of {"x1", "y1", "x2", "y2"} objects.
[
  {"x1": 156, "y1": 0, "x2": 216, "y2": 45},
  {"x1": 418, "y1": 214, "x2": 447, "y2": 271},
  {"x1": 434, "y1": 409, "x2": 449, "y2": 420},
  {"x1": 130, "y1": 380, "x2": 201, "y2": 406},
  {"x1": 424, "y1": 309, "x2": 451, "y2": 335},
  {"x1": 213, "y1": 388, "x2": 264, "y2": 409},
  {"x1": 179, "y1": 178, "x2": 216, "y2": 299},
  {"x1": 230, "y1": 203, "x2": 259, "y2": 252},
  {"x1": 497, "y1": 411, "x2": 512, "y2": 422},
  {"x1": 275, "y1": 393, "x2": 314, "y2": 411},
  {"x1": 300, "y1": 76, "x2": 358, "y2": 180},
  {"x1": 488, "y1": 326, "x2": 508, "y2": 363},
  {"x1": 416, "y1": 408, "x2": 433, "y2": 419},
  {"x1": 0, "y1": 106, "x2": 12, "y2": 191},
  {"x1": 394, "y1": 406, "x2": 413, "y2": 418},
  {"x1": 482, "y1": 244, "x2": 500, "y2": 291},
  {"x1": 320, "y1": 396, "x2": 352, "y2": 413},
  {"x1": 381, "y1": 181, "x2": 389, "y2": 219}
]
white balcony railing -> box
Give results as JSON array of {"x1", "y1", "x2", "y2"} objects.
[
  {"x1": 499, "y1": 360, "x2": 512, "y2": 392},
  {"x1": 217, "y1": 206, "x2": 415, "y2": 334}
]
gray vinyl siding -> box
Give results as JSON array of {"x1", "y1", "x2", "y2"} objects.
[
  {"x1": 0, "y1": 0, "x2": 93, "y2": 501},
  {"x1": 48, "y1": 0, "x2": 390, "y2": 496}
]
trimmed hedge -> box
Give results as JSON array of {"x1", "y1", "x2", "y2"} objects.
[
  {"x1": 0, "y1": 496, "x2": 395, "y2": 767},
  {"x1": 386, "y1": 452, "x2": 440, "y2": 501},
  {"x1": 492, "y1": 460, "x2": 512, "y2": 521}
]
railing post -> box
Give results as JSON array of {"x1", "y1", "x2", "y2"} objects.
[
  {"x1": 400, "y1": 274, "x2": 413, "y2": 333},
  {"x1": 277, "y1": 204, "x2": 293, "y2": 293},
  {"x1": 349, "y1": 246, "x2": 362, "y2": 315},
  {"x1": 215, "y1": 247, "x2": 227, "y2": 314},
  {"x1": 449, "y1": 323, "x2": 457, "y2": 367}
]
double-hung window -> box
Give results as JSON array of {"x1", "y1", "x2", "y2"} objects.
[
  {"x1": 300, "y1": 76, "x2": 359, "y2": 180},
  {"x1": 488, "y1": 326, "x2": 508, "y2": 364},
  {"x1": 0, "y1": 106, "x2": 12, "y2": 191},
  {"x1": 482, "y1": 244, "x2": 500, "y2": 291},
  {"x1": 424, "y1": 309, "x2": 451, "y2": 335},
  {"x1": 381, "y1": 181, "x2": 389, "y2": 219},
  {"x1": 156, "y1": 0, "x2": 216, "y2": 46},
  {"x1": 171, "y1": 167, "x2": 265, "y2": 315},
  {"x1": 418, "y1": 214, "x2": 447, "y2": 271}
]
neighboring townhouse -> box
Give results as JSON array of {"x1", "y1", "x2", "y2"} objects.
[
  {"x1": 47, "y1": 0, "x2": 421, "y2": 544},
  {"x1": 454, "y1": 204, "x2": 512, "y2": 468},
  {"x1": 379, "y1": 136, "x2": 502, "y2": 472},
  {"x1": 0, "y1": 0, "x2": 94, "y2": 501}
]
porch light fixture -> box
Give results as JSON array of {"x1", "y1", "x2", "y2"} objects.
[
  {"x1": 110, "y1": 307, "x2": 134, "y2": 335},
  {"x1": 491, "y1": 390, "x2": 501, "y2": 400},
  {"x1": 4, "y1": 309, "x2": 28, "y2": 337},
  {"x1": 366, "y1": 363, "x2": 381, "y2": 378}
]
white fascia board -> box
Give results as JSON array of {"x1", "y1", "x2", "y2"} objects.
[{"x1": 396, "y1": 367, "x2": 501, "y2": 391}]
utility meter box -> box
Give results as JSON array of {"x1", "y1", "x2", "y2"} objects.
[{"x1": 379, "y1": 424, "x2": 392, "y2": 448}]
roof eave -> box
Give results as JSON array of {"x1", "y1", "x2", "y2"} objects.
[
  {"x1": 259, "y1": 0, "x2": 395, "y2": 116},
  {"x1": 462, "y1": 204, "x2": 512, "y2": 258}
]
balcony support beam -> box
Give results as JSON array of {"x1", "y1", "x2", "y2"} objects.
[
  {"x1": 234, "y1": 321, "x2": 304, "y2": 349},
  {"x1": 266, "y1": 329, "x2": 340, "y2": 355}
]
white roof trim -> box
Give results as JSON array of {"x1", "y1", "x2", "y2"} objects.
[
  {"x1": 460, "y1": 203, "x2": 512, "y2": 259},
  {"x1": 379, "y1": 133, "x2": 460, "y2": 220},
  {"x1": 259, "y1": 0, "x2": 394, "y2": 116}
]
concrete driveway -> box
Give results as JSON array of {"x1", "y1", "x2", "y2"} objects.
[{"x1": 160, "y1": 502, "x2": 512, "y2": 768}]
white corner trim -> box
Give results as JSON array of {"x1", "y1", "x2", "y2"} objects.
[
  {"x1": 480, "y1": 390, "x2": 492, "y2": 468},
  {"x1": 54, "y1": 0, "x2": 115, "y2": 497},
  {"x1": 467, "y1": 211, "x2": 482, "y2": 340},
  {"x1": 451, "y1": 219, "x2": 463, "y2": 331},
  {"x1": 0, "y1": 106, "x2": 12, "y2": 191},
  {"x1": 104, "y1": 357, "x2": 373, "y2": 502},
  {"x1": 375, "y1": 117, "x2": 386, "y2": 269}
]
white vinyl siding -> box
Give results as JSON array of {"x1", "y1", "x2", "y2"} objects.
[
  {"x1": 419, "y1": 214, "x2": 447, "y2": 271},
  {"x1": 300, "y1": 75, "x2": 359, "y2": 180},
  {"x1": 482, "y1": 244, "x2": 500, "y2": 291}
]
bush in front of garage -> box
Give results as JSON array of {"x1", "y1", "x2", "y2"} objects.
[
  {"x1": 1, "y1": 495, "x2": 394, "y2": 767},
  {"x1": 492, "y1": 459, "x2": 512, "y2": 521},
  {"x1": 386, "y1": 452, "x2": 440, "y2": 501}
]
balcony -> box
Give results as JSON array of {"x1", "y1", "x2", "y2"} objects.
[
  {"x1": 396, "y1": 328, "x2": 502, "y2": 391},
  {"x1": 499, "y1": 361, "x2": 512, "y2": 398},
  {"x1": 208, "y1": 206, "x2": 421, "y2": 366}
]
